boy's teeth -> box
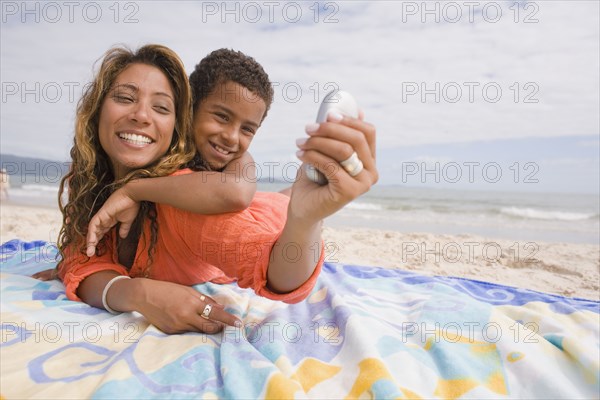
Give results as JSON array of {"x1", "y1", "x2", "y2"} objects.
[
  {"x1": 214, "y1": 144, "x2": 230, "y2": 155},
  {"x1": 119, "y1": 133, "x2": 152, "y2": 145}
]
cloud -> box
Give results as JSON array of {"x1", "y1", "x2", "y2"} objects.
[{"x1": 1, "y1": 0, "x2": 598, "y2": 191}]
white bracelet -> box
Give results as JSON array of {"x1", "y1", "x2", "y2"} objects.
[{"x1": 101, "y1": 275, "x2": 131, "y2": 315}]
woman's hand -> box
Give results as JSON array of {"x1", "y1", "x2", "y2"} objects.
[
  {"x1": 86, "y1": 185, "x2": 140, "y2": 257},
  {"x1": 96, "y1": 275, "x2": 242, "y2": 335},
  {"x1": 32, "y1": 268, "x2": 58, "y2": 280},
  {"x1": 265, "y1": 112, "x2": 377, "y2": 293},
  {"x1": 131, "y1": 279, "x2": 242, "y2": 334},
  {"x1": 292, "y1": 112, "x2": 378, "y2": 223}
]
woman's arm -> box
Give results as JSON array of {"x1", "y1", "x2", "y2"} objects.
[
  {"x1": 58, "y1": 237, "x2": 242, "y2": 334},
  {"x1": 266, "y1": 114, "x2": 378, "y2": 293},
  {"x1": 76, "y1": 272, "x2": 241, "y2": 334}
]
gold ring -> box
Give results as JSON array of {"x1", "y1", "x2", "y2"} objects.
[
  {"x1": 339, "y1": 151, "x2": 364, "y2": 177},
  {"x1": 200, "y1": 304, "x2": 212, "y2": 320},
  {"x1": 200, "y1": 295, "x2": 206, "y2": 302}
]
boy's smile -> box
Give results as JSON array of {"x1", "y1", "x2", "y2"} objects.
[{"x1": 193, "y1": 81, "x2": 266, "y2": 170}]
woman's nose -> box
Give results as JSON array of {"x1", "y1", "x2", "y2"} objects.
[{"x1": 130, "y1": 101, "x2": 151, "y2": 124}]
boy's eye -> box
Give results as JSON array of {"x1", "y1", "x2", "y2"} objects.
[
  {"x1": 215, "y1": 112, "x2": 229, "y2": 121},
  {"x1": 242, "y1": 127, "x2": 255, "y2": 136}
]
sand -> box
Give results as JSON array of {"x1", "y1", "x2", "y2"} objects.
[
  {"x1": 1, "y1": 203, "x2": 63, "y2": 244},
  {"x1": 322, "y1": 227, "x2": 599, "y2": 301},
  {"x1": 1, "y1": 202, "x2": 598, "y2": 301}
]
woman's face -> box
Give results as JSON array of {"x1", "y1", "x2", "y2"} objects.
[{"x1": 99, "y1": 63, "x2": 176, "y2": 179}]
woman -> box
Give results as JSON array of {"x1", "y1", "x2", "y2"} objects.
[{"x1": 40, "y1": 44, "x2": 378, "y2": 334}]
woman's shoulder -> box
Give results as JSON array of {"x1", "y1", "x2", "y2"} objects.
[
  {"x1": 245, "y1": 192, "x2": 290, "y2": 224},
  {"x1": 171, "y1": 168, "x2": 193, "y2": 177},
  {"x1": 252, "y1": 191, "x2": 289, "y2": 206}
]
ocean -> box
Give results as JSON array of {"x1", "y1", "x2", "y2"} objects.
[
  {"x1": 259, "y1": 182, "x2": 600, "y2": 245},
  {"x1": 3, "y1": 177, "x2": 599, "y2": 245}
]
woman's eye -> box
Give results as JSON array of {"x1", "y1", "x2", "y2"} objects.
[
  {"x1": 242, "y1": 127, "x2": 255, "y2": 135},
  {"x1": 154, "y1": 105, "x2": 171, "y2": 114},
  {"x1": 215, "y1": 113, "x2": 228, "y2": 121},
  {"x1": 113, "y1": 95, "x2": 133, "y2": 103}
]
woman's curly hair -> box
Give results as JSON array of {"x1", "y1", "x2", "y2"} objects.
[{"x1": 57, "y1": 44, "x2": 195, "y2": 268}]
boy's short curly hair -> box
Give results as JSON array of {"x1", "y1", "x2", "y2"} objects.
[{"x1": 189, "y1": 49, "x2": 274, "y2": 121}]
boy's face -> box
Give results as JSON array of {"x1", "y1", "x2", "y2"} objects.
[{"x1": 193, "y1": 81, "x2": 266, "y2": 170}]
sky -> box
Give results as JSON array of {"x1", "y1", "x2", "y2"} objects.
[{"x1": 1, "y1": 0, "x2": 599, "y2": 193}]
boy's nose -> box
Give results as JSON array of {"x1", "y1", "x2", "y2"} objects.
[{"x1": 220, "y1": 126, "x2": 239, "y2": 146}]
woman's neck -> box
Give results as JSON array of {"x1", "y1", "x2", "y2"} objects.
[
  {"x1": 117, "y1": 219, "x2": 142, "y2": 268},
  {"x1": 112, "y1": 164, "x2": 132, "y2": 181}
]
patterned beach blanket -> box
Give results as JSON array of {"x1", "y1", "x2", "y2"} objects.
[{"x1": 1, "y1": 240, "x2": 598, "y2": 399}]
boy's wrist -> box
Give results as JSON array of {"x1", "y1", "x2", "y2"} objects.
[{"x1": 122, "y1": 180, "x2": 143, "y2": 203}]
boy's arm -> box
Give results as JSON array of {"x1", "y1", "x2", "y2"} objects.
[
  {"x1": 85, "y1": 152, "x2": 257, "y2": 256},
  {"x1": 125, "y1": 151, "x2": 257, "y2": 213}
]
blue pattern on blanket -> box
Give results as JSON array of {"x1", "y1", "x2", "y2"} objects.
[{"x1": 1, "y1": 240, "x2": 598, "y2": 398}]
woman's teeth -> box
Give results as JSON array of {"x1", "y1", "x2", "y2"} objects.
[{"x1": 119, "y1": 133, "x2": 152, "y2": 145}]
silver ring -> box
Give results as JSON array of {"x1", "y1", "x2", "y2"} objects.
[
  {"x1": 339, "y1": 151, "x2": 364, "y2": 177},
  {"x1": 200, "y1": 304, "x2": 212, "y2": 320}
]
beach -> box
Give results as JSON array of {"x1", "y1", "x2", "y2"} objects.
[
  {"x1": 1, "y1": 202, "x2": 598, "y2": 301},
  {"x1": 322, "y1": 226, "x2": 599, "y2": 301}
]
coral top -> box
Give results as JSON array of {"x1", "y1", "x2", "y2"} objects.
[{"x1": 58, "y1": 172, "x2": 324, "y2": 304}]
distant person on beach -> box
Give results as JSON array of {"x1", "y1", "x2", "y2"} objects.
[
  {"x1": 34, "y1": 44, "x2": 378, "y2": 334},
  {"x1": 0, "y1": 168, "x2": 9, "y2": 201}
]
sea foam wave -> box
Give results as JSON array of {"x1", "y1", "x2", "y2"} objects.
[
  {"x1": 500, "y1": 206, "x2": 596, "y2": 221},
  {"x1": 20, "y1": 184, "x2": 59, "y2": 193},
  {"x1": 345, "y1": 201, "x2": 384, "y2": 211}
]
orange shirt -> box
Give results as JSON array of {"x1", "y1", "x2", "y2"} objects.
[{"x1": 59, "y1": 186, "x2": 324, "y2": 304}]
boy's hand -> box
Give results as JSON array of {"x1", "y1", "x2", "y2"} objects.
[{"x1": 86, "y1": 186, "x2": 140, "y2": 257}]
